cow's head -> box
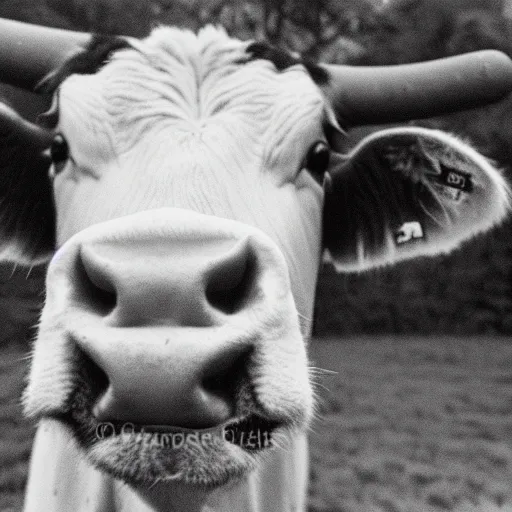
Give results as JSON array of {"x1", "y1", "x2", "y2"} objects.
[{"x1": 0, "y1": 19, "x2": 510, "y2": 495}]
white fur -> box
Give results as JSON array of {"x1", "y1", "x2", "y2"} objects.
[{"x1": 24, "y1": 27, "x2": 325, "y2": 512}]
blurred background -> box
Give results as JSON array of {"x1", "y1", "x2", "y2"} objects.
[{"x1": 1, "y1": 1, "x2": 512, "y2": 512}]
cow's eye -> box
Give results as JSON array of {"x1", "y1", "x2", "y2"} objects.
[
  {"x1": 305, "y1": 141, "x2": 330, "y2": 177},
  {"x1": 50, "y1": 134, "x2": 69, "y2": 173}
]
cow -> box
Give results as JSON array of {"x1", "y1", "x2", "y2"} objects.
[{"x1": 0, "y1": 18, "x2": 511, "y2": 512}]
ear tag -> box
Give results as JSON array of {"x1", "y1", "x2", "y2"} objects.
[
  {"x1": 437, "y1": 165, "x2": 473, "y2": 192},
  {"x1": 395, "y1": 221, "x2": 424, "y2": 245}
]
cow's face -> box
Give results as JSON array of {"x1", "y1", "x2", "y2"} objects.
[
  {"x1": 25, "y1": 28, "x2": 329, "y2": 487},
  {"x1": 0, "y1": 26, "x2": 510, "y2": 491}
]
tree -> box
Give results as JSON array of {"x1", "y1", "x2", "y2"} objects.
[
  {"x1": 47, "y1": 0, "x2": 154, "y2": 36},
  {"x1": 0, "y1": 0, "x2": 74, "y2": 29}
]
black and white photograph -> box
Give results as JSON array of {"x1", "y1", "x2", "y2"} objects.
[{"x1": 0, "y1": 1, "x2": 511, "y2": 511}]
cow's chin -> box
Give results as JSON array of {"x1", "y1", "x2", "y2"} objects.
[{"x1": 50, "y1": 351, "x2": 301, "y2": 488}]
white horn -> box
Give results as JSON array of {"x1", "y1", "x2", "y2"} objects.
[
  {"x1": 322, "y1": 50, "x2": 512, "y2": 126},
  {"x1": 0, "y1": 18, "x2": 91, "y2": 91}
]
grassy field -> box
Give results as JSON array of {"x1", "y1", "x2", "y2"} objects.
[
  {"x1": 0, "y1": 342, "x2": 34, "y2": 512},
  {"x1": 308, "y1": 337, "x2": 512, "y2": 512},
  {"x1": 1, "y1": 336, "x2": 512, "y2": 512}
]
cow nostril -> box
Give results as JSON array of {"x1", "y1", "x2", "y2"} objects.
[
  {"x1": 205, "y1": 240, "x2": 256, "y2": 315},
  {"x1": 201, "y1": 347, "x2": 251, "y2": 416},
  {"x1": 78, "y1": 248, "x2": 117, "y2": 316}
]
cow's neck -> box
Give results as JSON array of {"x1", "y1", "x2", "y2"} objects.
[
  {"x1": 124, "y1": 481, "x2": 210, "y2": 512},
  {"x1": 24, "y1": 418, "x2": 308, "y2": 512}
]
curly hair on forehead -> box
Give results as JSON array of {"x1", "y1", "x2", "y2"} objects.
[{"x1": 36, "y1": 35, "x2": 330, "y2": 98}]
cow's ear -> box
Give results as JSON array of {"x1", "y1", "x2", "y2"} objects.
[
  {"x1": 323, "y1": 127, "x2": 511, "y2": 272},
  {"x1": 0, "y1": 101, "x2": 55, "y2": 264}
]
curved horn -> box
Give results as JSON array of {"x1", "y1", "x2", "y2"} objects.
[
  {"x1": 0, "y1": 18, "x2": 91, "y2": 91},
  {"x1": 0, "y1": 101, "x2": 52, "y2": 147},
  {"x1": 322, "y1": 50, "x2": 512, "y2": 127}
]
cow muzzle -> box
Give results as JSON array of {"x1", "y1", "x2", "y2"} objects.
[{"x1": 25, "y1": 208, "x2": 312, "y2": 438}]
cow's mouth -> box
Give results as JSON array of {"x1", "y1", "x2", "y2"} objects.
[
  {"x1": 56, "y1": 349, "x2": 292, "y2": 487},
  {"x1": 70, "y1": 411, "x2": 287, "y2": 487}
]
